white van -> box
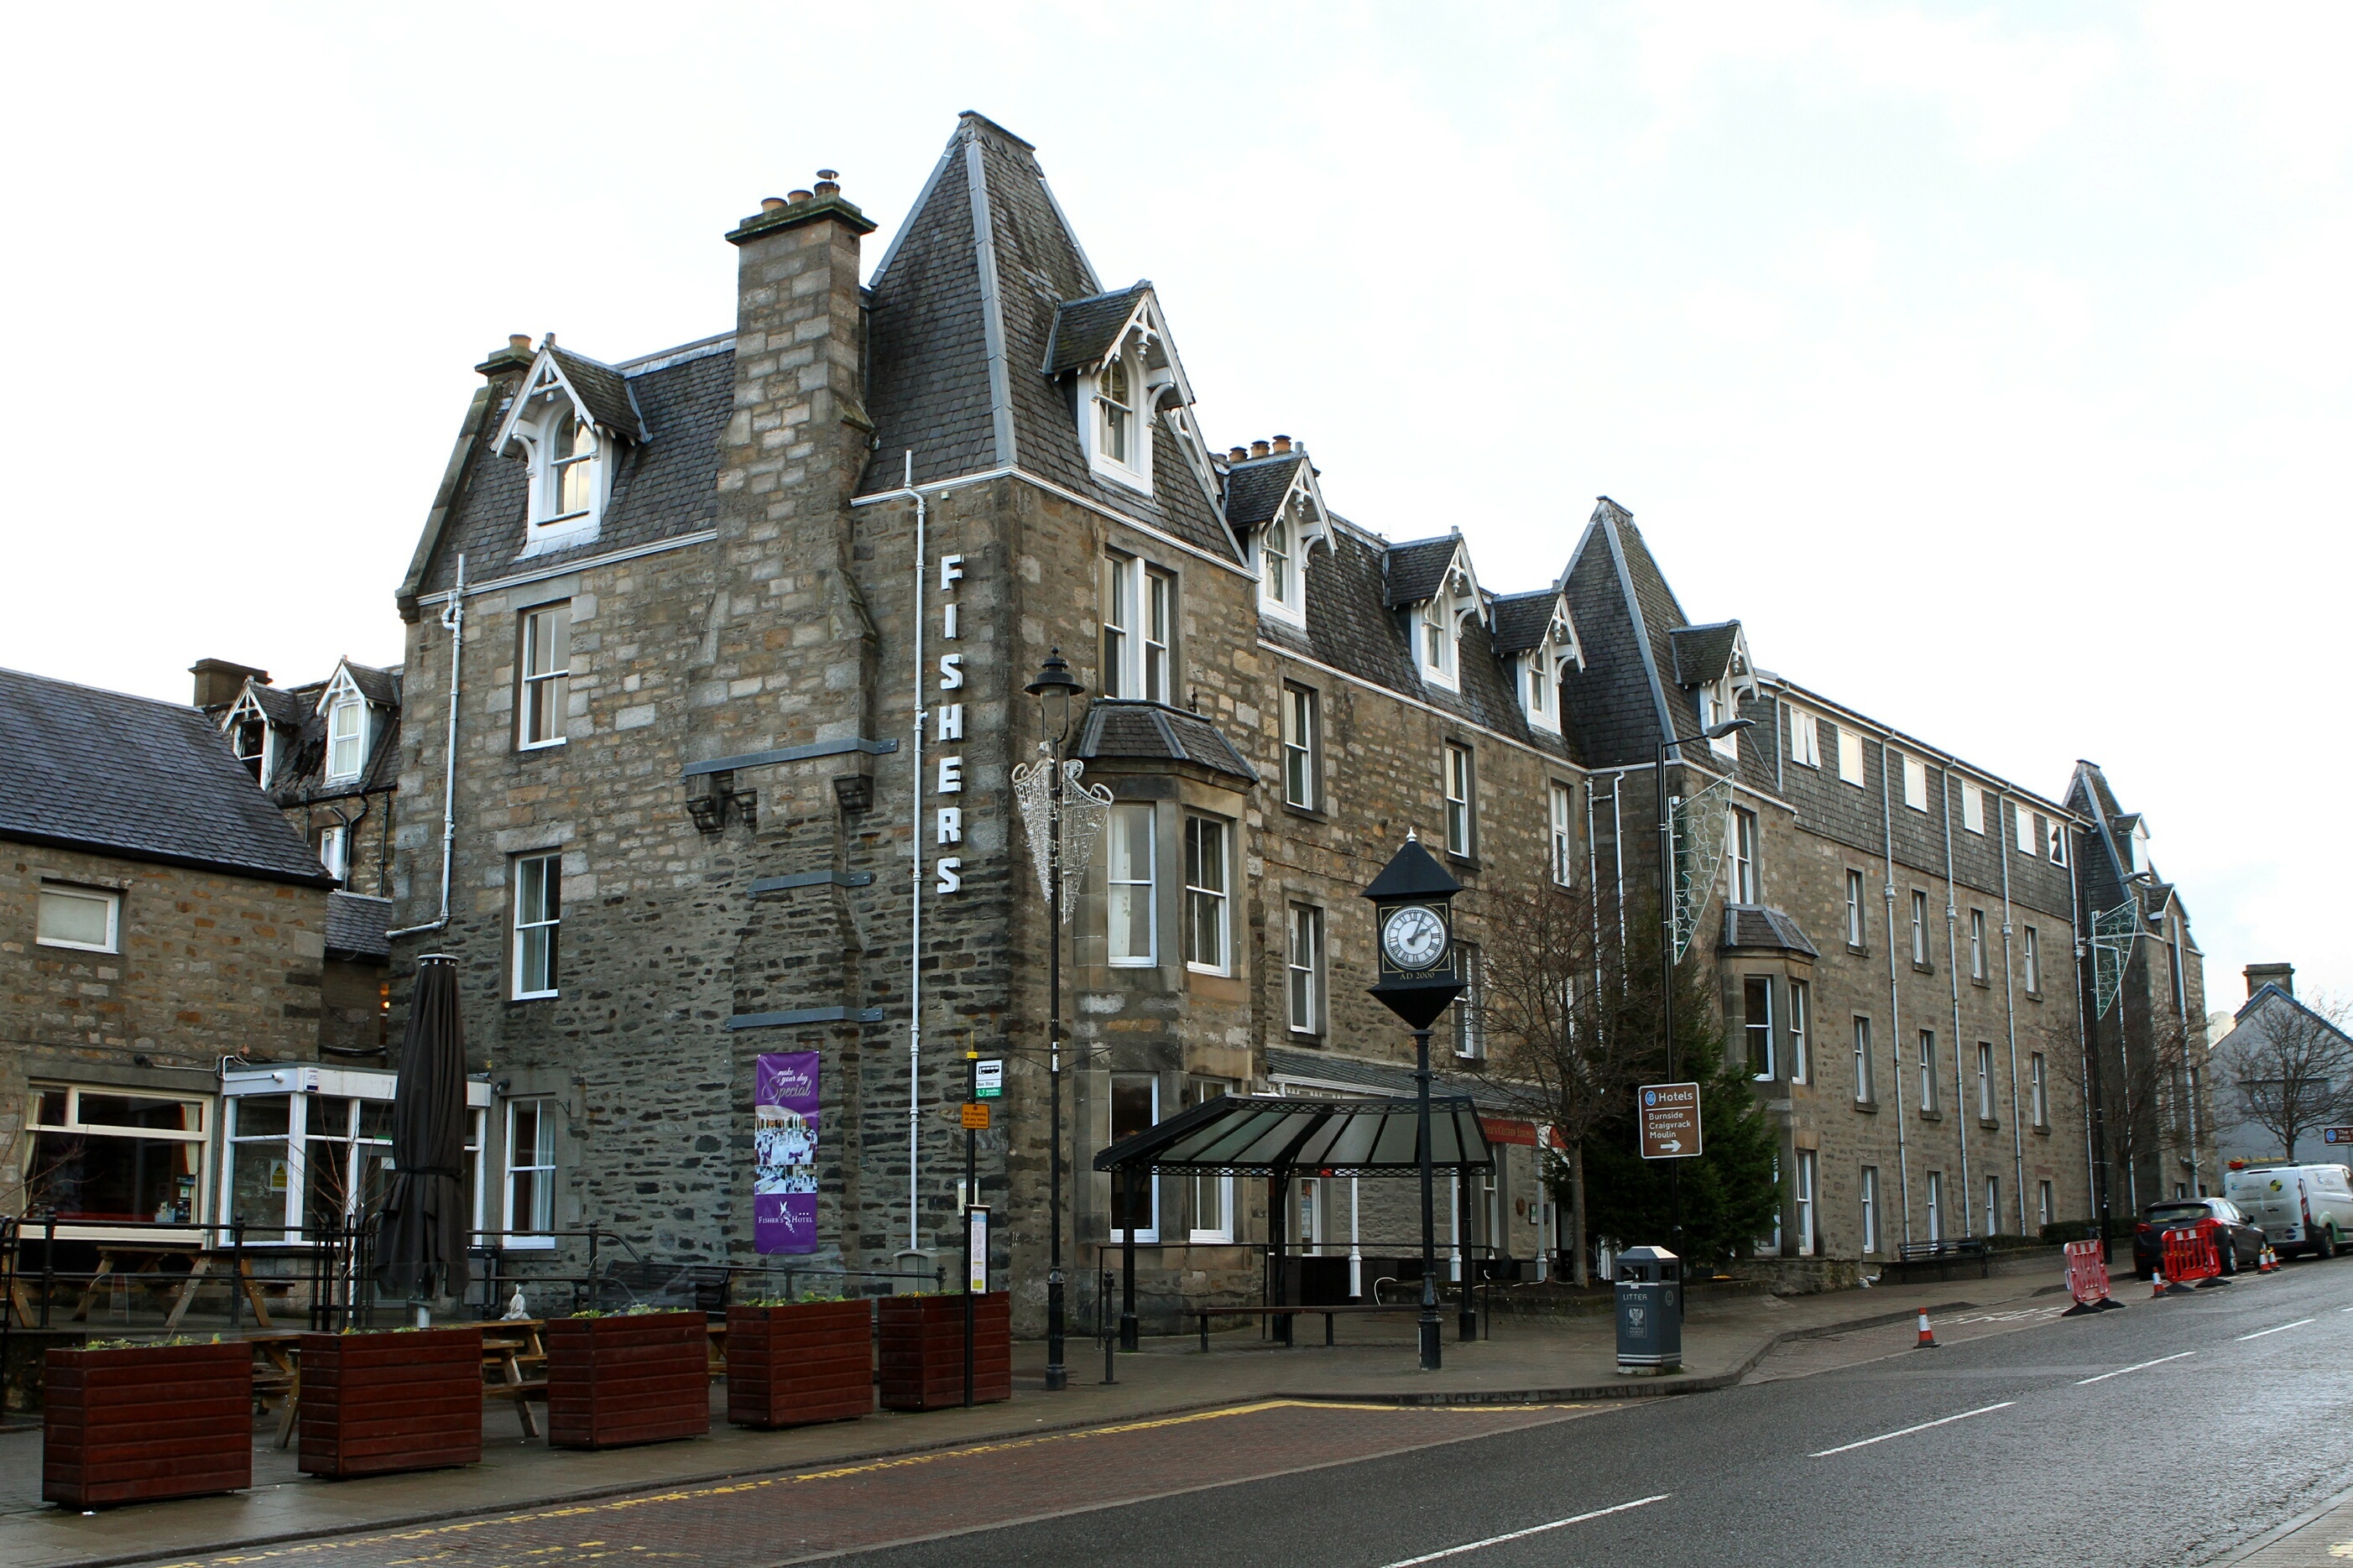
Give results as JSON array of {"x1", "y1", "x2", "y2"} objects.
[{"x1": 2223, "y1": 1164, "x2": 2353, "y2": 1257}]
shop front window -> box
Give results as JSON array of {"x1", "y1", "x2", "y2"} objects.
[
  {"x1": 224, "y1": 1086, "x2": 480, "y2": 1242},
  {"x1": 24, "y1": 1085, "x2": 207, "y2": 1224}
]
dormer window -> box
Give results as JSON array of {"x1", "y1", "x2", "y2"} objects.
[
  {"x1": 552, "y1": 413, "x2": 598, "y2": 518},
  {"x1": 492, "y1": 346, "x2": 642, "y2": 559},
  {"x1": 232, "y1": 718, "x2": 268, "y2": 781},
  {"x1": 1503, "y1": 596, "x2": 1581, "y2": 735},
  {"x1": 1098, "y1": 357, "x2": 1132, "y2": 466},
  {"x1": 1422, "y1": 596, "x2": 1455, "y2": 685},
  {"x1": 1698, "y1": 675, "x2": 1739, "y2": 758},
  {"x1": 326, "y1": 694, "x2": 366, "y2": 781},
  {"x1": 1262, "y1": 513, "x2": 1291, "y2": 607}
]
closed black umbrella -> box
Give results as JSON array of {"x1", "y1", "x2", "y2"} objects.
[{"x1": 374, "y1": 955, "x2": 472, "y2": 1310}]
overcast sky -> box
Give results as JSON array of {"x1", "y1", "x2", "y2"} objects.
[{"x1": 3, "y1": 3, "x2": 2344, "y2": 1011}]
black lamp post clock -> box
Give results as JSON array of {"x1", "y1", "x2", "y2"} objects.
[{"x1": 1362, "y1": 831, "x2": 1466, "y2": 1372}]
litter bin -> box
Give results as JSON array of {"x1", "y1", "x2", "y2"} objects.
[{"x1": 1615, "y1": 1245, "x2": 1682, "y2": 1372}]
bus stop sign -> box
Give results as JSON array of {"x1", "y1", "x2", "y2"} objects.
[{"x1": 1638, "y1": 1082, "x2": 1702, "y2": 1160}]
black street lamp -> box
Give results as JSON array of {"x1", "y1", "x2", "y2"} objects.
[
  {"x1": 1655, "y1": 716, "x2": 1753, "y2": 1258},
  {"x1": 1364, "y1": 833, "x2": 1466, "y2": 1373},
  {"x1": 1024, "y1": 649, "x2": 1085, "y2": 1393}
]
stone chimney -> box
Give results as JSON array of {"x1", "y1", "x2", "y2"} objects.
[
  {"x1": 190, "y1": 658, "x2": 266, "y2": 709},
  {"x1": 2246, "y1": 962, "x2": 2294, "y2": 999}
]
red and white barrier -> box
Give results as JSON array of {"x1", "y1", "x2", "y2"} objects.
[
  {"x1": 2062, "y1": 1239, "x2": 2120, "y2": 1314},
  {"x1": 2161, "y1": 1228, "x2": 2220, "y2": 1294}
]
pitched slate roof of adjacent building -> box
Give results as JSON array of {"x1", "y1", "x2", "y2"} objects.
[
  {"x1": 1382, "y1": 535, "x2": 1460, "y2": 607},
  {"x1": 1668, "y1": 621, "x2": 1743, "y2": 687},
  {"x1": 1076, "y1": 701, "x2": 1260, "y2": 783},
  {"x1": 415, "y1": 341, "x2": 732, "y2": 596},
  {"x1": 326, "y1": 891, "x2": 393, "y2": 959},
  {"x1": 0, "y1": 667, "x2": 332, "y2": 886},
  {"x1": 858, "y1": 114, "x2": 1238, "y2": 564},
  {"x1": 241, "y1": 667, "x2": 404, "y2": 804},
  {"x1": 1489, "y1": 591, "x2": 1561, "y2": 656},
  {"x1": 549, "y1": 346, "x2": 650, "y2": 442},
  {"x1": 1222, "y1": 453, "x2": 1307, "y2": 531}
]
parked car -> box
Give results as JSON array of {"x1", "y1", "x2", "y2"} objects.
[
  {"x1": 2222, "y1": 1164, "x2": 2353, "y2": 1258},
  {"x1": 2131, "y1": 1197, "x2": 2265, "y2": 1279}
]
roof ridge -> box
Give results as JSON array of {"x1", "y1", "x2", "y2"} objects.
[{"x1": 0, "y1": 666, "x2": 199, "y2": 715}]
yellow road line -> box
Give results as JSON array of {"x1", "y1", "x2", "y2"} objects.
[{"x1": 144, "y1": 1399, "x2": 1582, "y2": 1568}]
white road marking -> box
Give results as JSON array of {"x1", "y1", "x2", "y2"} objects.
[
  {"x1": 2237, "y1": 1318, "x2": 2316, "y2": 1341},
  {"x1": 1375, "y1": 1495, "x2": 1672, "y2": 1565},
  {"x1": 2076, "y1": 1351, "x2": 2195, "y2": 1384},
  {"x1": 1808, "y1": 1402, "x2": 2016, "y2": 1458}
]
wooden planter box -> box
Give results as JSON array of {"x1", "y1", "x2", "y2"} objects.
[
  {"x1": 44, "y1": 1340, "x2": 252, "y2": 1508},
  {"x1": 545, "y1": 1312, "x2": 709, "y2": 1450},
  {"x1": 298, "y1": 1326, "x2": 483, "y2": 1479},
  {"x1": 878, "y1": 1294, "x2": 1010, "y2": 1411},
  {"x1": 726, "y1": 1300, "x2": 873, "y2": 1429}
]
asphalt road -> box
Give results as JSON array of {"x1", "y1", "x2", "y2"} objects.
[{"x1": 846, "y1": 1258, "x2": 2353, "y2": 1568}]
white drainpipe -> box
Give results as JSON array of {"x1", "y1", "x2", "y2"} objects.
[{"x1": 389, "y1": 554, "x2": 464, "y2": 941}]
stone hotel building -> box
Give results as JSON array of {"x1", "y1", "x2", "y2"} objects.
[{"x1": 365, "y1": 112, "x2": 2182, "y2": 1327}]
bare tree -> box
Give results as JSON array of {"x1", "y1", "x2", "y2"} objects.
[
  {"x1": 2072, "y1": 1007, "x2": 2200, "y2": 1216},
  {"x1": 2222, "y1": 992, "x2": 2353, "y2": 1164},
  {"x1": 1464, "y1": 873, "x2": 1653, "y2": 1286}
]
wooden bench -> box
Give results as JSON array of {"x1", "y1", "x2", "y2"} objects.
[{"x1": 1192, "y1": 1302, "x2": 1427, "y2": 1352}]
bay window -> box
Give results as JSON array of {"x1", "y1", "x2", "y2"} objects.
[
  {"x1": 1107, "y1": 803, "x2": 1156, "y2": 965},
  {"x1": 1184, "y1": 815, "x2": 1230, "y2": 974}
]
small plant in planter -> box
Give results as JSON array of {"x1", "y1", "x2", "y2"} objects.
[
  {"x1": 877, "y1": 1293, "x2": 1010, "y2": 1411},
  {"x1": 44, "y1": 1336, "x2": 251, "y2": 1508},
  {"x1": 299, "y1": 1325, "x2": 483, "y2": 1479},
  {"x1": 545, "y1": 1308, "x2": 709, "y2": 1450},
  {"x1": 726, "y1": 1296, "x2": 873, "y2": 1429}
]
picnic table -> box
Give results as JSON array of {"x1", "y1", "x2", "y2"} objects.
[{"x1": 34, "y1": 1242, "x2": 276, "y2": 1330}]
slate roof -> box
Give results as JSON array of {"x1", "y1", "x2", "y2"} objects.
[
  {"x1": 1075, "y1": 701, "x2": 1260, "y2": 783},
  {"x1": 1668, "y1": 621, "x2": 1742, "y2": 688},
  {"x1": 1489, "y1": 591, "x2": 1560, "y2": 656},
  {"x1": 1044, "y1": 286, "x2": 1148, "y2": 374},
  {"x1": 0, "y1": 667, "x2": 332, "y2": 886},
  {"x1": 416, "y1": 341, "x2": 732, "y2": 595},
  {"x1": 326, "y1": 892, "x2": 393, "y2": 960},
  {"x1": 342, "y1": 661, "x2": 401, "y2": 709},
  {"x1": 1222, "y1": 454, "x2": 1307, "y2": 530},
  {"x1": 1382, "y1": 535, "x2": 1460, "y2": 607},
  {"x1": 1265, "y1": 1046, "x2": 1520, "y2": 1115},
  {"x1": 1722, "y1": 904, "x2": 1820, "y2": 956},
  {"x1": 549, "y1": 346, "x2": 649, "y2": 442},
  {"x1": 858, "y1": 114, "x2": 1238, "y2": 563},
  {"x1": 245, "y1": 684, "x2": 307, "y2": 728}
]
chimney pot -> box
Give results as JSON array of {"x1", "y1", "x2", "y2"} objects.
[
  {"x1": 1250, "y1": 440, "x2": 1270, "y2": 458},
  {"x1": 814, "y1": 170, "x2": 841, "y2": 196},
  {"x1": 2246, "y1": 962, "x2": 2295, "y2": 999},
  {"x1": 1272, "y1": 435, "x2": 1293, "y2": 454},
  {"x1": 1228, "y1": 446, "x2": 1248, "y2": 463},
  {"x1": 788, "y1": 189, "x2": 813, "y2": 205},
  {"x1": 760, "y1": 196, "x2": 787, "y2": 213},
  {"x1": 817, "y1": 169, "x2": 838, "y2": 181},
  {"x1": 508, "y1": 334, "x2": 533, "y2": 353}
]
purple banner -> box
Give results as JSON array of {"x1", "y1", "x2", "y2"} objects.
[{"x1": 754, "y1": 1051, "x2": 821, "y2": 1254}]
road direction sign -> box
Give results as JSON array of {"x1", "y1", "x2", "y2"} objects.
[
  {"x1": 1638, "y1": 1081, "x2": 1702, "y2": 1160},
  {"x1": 2326, "y1": 1127, "x2": 2353, "y2": 1146},
  {"x1": 975, "y1": 1060, "x2": 1004, "y2": 1100},
  {"x1": 961, "y1": 1102, "x2": 991, "y2": 1130}
]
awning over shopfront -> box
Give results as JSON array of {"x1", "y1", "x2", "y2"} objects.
[{"x1": 1093, "y1": 1093, "x2": 1494, "y2": 1179}]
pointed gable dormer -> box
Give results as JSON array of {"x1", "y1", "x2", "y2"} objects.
[
  {"x1": 1221, "y1": 439, "x2": 1331, "y2": 626},
  {"x1": 1045, "y1": 282, "x2": 1200, "y2": 500},
  {"x1": 316, "y1": 659, "x2": 386, "y2": 784},
  {"x1": 220, "y1": 680, "x2": 287, "y2": 786},
  {"x1": 1385, "y1": 532, "x2": 1480, "y2": 694},
  {"x1": 1490, "y1": 588, "x2": 1584, "y2": 735},
  {"x1": 1668, "y1": 620, "x2": 1756, "y2": 758},
  {"x1": 490, "y1": 336, "x2": 649, "y2": 558}
]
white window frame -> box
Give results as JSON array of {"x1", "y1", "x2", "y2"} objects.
[
  {"x1": 1794, "y1": 1149, "x2": 1817, "y2": 1256},
  {"x1": 1901, "y1": 753, "x2": 1928, "y2": 811},
  {"x1": 2023, "y1": 925, "x2": 2041, "y2": 994},
  {"x1": 1103, "y1": 555, "x2": 1133, "y2": 697},
  {"x1": 326, "y1": 695, "x2": 367, "y2": 782},
  {"x1": 1788, "y1": 706, "x2": 1820, "y2": 768},
  {"x1": 1282, "y1": 683, "x2": 1320, "y2": 810},
  {"x1": 509, "y1": 369, "x2": 608, "y2": 550},
  {"x1": 1106, "y1": 802, "x2": 1157, "y2": 967},
  {"x1": 520, "y1": 603, "x2": 571, "y2": 751},
  {"x1": 1086, "y1": 348, "x2": 1153, "y2": 493},
  {"x1": 1453, "y1": 944, "x2": 1484, "y2": 1060},
  {"x1": 1836, "y1": 726, "x2": 1865, "y2": 786},
  {"x1": 1287, "y1": 904, "x2": 1323, "y2": 1034},
  {"x1": 503, "y1": 1097, "x2": 556, "y2": 1248},
  {"x1": 1700, "y1": 678, "x2": 1740, "y2": 759},
  {"x1": 1101, "y1": 556, "x2": 1171, "y2": 703},
  {"x1": 1977, "y1": 1040, "x2": 1996, "y2": 1121},
  {"x1": 2037, "y1": 1180, "x2": 2054, "y2": 1228},
  {"x1": 1548, "y1": 781, "x2": 1576, "y2": 887},
  {"x1": 1187, "y1": 1076, "x2": 1237, "y2": 1242},
  {"x1": 1985, "y1": 1175, "x2": 2000, "y2": 1237},
  {"x1": 1961, "y1": 781, "x2": 1985, "y2": 834},
  {"x1": 1443, "y1": 742, "x2": 1474, "y2": 857},
  {"x1": 1970, "y1": 909, "x2": 1986, "y2": 980},
  {"x1": 2014, "y1": 804, "x2": 2037, "y2": 855},
  {"x1": 36, "y1": 883, "x2": 120, "y2": 953},
  {"x1": 1744, "y1": 976, "x2": 1774, "y2": 1081},
  {"x1": 1730, "y1": 808, "x2": 1757, "y2": 904},
  {"x1": 1860, "y1": 1166, "x2": 1880, "y2": 1253},
  {"x1": 2047, "y1": 819, "x2": 2069, "y2": 866},
  {"x1": 512, "y1": 852, "x2": 561, "y2": 999},
  {"x1": 1926, "y1": 1170, "x2": 1943, "y2": 1243},
  {"x1": 1854, "y1": 1016, "x2": 1874, "y2": 1103},
  {"x1": 1260, "y1": 511, "x2": 1297, "y2": 617},
  {"x1": 1144, "y1": 566, "x2": 1172, "y2": 704},
  {"x1": 1111, "y1": 1073, "x2": 1160, "y2": 1242},
  {"x1": 26, "y1": 1081, "x2": 209, "y2": 1227},
  {"x1": 1911, "y1": 889, "x2": 1930, "y2": 966},
  {"x1": 318, "y1": 824, "x2": 348, "y2": 883},
  {"x1": 1918, "y1": 1029, "x2": 1938, "y2": 1113},
  {"x1": 1787, "y1": 978, "x2": 1810, "y2": 1083},
  {"x1": 1422, "y1": 594, "x2": 1458, "y2": 690},
  {"x1": 2031, "y1": 1053, "x2": 2049, "y2": 1128},
  {"x1": 1183, "y1": 815, "x2": 1230, "y2": 975},
  {"x1": 1844, "y1": 868, "x2": 1865, "y2": 947}
]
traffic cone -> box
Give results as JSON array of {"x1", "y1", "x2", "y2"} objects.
[
  {"x1": 2260, "y1": 1245, "x2": 2280, "y2": 1274},
  {"x1": 2150, "y1": 1269, "x2": 2167, "y2": 1298},
  {"x1": 1915, "y1": 1310, "x2": 1938, "y2": 1348}
]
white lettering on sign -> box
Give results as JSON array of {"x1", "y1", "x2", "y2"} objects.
[
  {"x1": 938, "y1": 654, "x2": 963, "y2": 690},
  {"x1": 933, "y1": 552, "x2": 969, "y2": 903},
  {"x1": 940, "y1": 554, "x2": 964, "y2": 591},
  {"x1": 937, "y1": 806, "x2": 963, "y2": 845},
  {"x1": 937, "y1": 703, "x2": 963, "y2": 742},
  {"x1": 936, "y1": 857, "x2": 962, "y2": 893},
  {"x1": 937, "y1": 756, "x2": 963, "y2": 793},
  {"x1": 942, "y1": 601, "x2": 959, "y2": 640}
]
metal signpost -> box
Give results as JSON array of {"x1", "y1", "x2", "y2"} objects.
[{"x1": 1637, "y1": 1082, "x2": 1703, "y2": 1161}]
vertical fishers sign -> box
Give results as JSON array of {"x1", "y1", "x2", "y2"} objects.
[{"x1": 754, "y1": 1052, "x2": 821, "y2": 1254}]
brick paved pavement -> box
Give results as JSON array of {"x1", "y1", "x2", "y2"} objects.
[{"x1": 124, "y1": 1401, "x2": 1597, "y2": 1568}]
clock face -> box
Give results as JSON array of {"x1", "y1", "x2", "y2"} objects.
[{"x1": 1381, "y1": 904, "x2": 1448, "y2": 971}]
